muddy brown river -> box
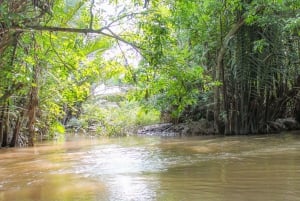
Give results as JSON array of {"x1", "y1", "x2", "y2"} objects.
[{"x1": 1, "y1": 132, "x2": 300, "y2": 201}]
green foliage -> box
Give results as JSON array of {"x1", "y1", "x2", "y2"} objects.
[
  {"x1": 32, "y1": 1, "x2": 113, "y2": 137},
  {"x1": 0, "y1": 0, "x2": 115, "y2": 144},
  {"x1": 1, "y1": 0, "x2": 300, "y2": 142},
  {"x1": 49, "y1": 121, "x2": 66, "y2": 136},
  {"x1": 130, "y1": 1, "x2": 215, "y2": 121},
  {"x1": 80, "y1": 99, "x2": 160, "y2": 136},
  {"x1": 124, "y1": 0, "x2": 300, "y2": 133},
  {"x1": 253, "y1": 39, "x2": 269, "y2": 53}
]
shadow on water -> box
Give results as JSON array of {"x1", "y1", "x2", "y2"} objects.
[{"x1": 1, "y1": 132, "x2": 300, "y2": 201}]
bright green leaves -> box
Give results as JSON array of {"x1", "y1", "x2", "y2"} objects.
[
  {"x1": 37, "y1": 29, "x2": 111, "y2": 131},
  {"x1": 49, "y1": 0, "x2": 87, "y2": 27},
  {"x1": 132, "y1": 0, "x2": 214, "y2": 120},
  {"x1": 284, "y1": 13, "x2": 300, "y2": 35},
  {"x1": 244, "y1": 0, "x2": 300, "y2": 28},
  {"x1": 83, "y1": 37, "x2": 112, "y2": 55},
  {"x1": 62, "y1": 83, "x2": 90, "y2": 103},
  {"x1": 253, "y1": 39, "x2": 269, "y2": 53},
  {"x1": 130, "y1": 0, "x2": 217, "y2": 121},
  {"x1": 147, "y1": 47, "x2": 208, "y2": 119},
  {"x1": 139, "y1": 8, "x2": 173, "y2": 68}
]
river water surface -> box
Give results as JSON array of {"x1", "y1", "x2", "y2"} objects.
[{"x1": 1, "y1": 132, "x2": 300, "y2": 201}]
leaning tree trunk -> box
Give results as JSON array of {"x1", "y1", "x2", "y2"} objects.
[
  {"x1": 214, "y1": 17, "x2": 245, "y2": 134},
  {"x1": 27, "y1": 65, "x2": 40, "y2": 147}
]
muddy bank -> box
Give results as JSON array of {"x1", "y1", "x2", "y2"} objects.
[
  {"x1": 137, "y1": 119, "x2": 216, "y2": 137},
  {"x1": 138, "y1": 118, "x2": 300, "y2": 137}
]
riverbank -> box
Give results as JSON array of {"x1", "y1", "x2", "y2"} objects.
[{"x1": 137, "y1": 118, "x2": 300, "y2": 136}]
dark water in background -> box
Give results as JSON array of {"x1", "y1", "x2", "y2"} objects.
[{"x1": 1, "y1": 132, "x2": 300, "y2": 201}]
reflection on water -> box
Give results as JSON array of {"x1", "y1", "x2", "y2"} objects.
[{"x1": 1, "y1": 133, "x2": 300, "y2": 201}]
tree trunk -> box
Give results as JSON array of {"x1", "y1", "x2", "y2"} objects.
[
  {"x1": 1, "y1": 102, "x2": 9, "y2": 147},
  {"x1": 0, "y1": 103, "x2": 4, "y2": 146},
  {"x1": 214, "y1": 17, "x2": 245, "y2": 134},
  {"x1": 10, "y1": 112, "x2": 23, "y2": 147},
  {"x1": 27, "y1": 65, "x2": 40, "y2": 147}
]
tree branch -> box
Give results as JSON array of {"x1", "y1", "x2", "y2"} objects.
[
  {"x1": 11, "y1": 25, "x2": 142, "y2": 50},
  {"x1": 89, "y1": 0, "x2": 95, "y2": 29},
  {"x1": 49, "y1": 32, "x2": 73, "y2": 71},
  {"x1": 217, "y1": 17, "x2": 245, "y2": 68}
]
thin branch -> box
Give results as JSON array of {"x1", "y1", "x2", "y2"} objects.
[
  {"x1": 104, "y1": 11, "x2": 147, "y2": 29},
  {"x1": 115, "y1": 38, "x2": 137, "y2": 84},
  {"x1": 89, "y1": 0, "x2": 95, "y2": 29},
  {"x1": 116, "y1": 39, "x2": 129, "y2": 66},
  {"x1": 105, "y1": 27, "x2": 145, "y2": 55},
  {"x1": 144, "y1": 0, "x2": 150, "y2": 8},
  {"x1": 49, "y1": 32, "x2": 73, "y2": 71},
  {"x1": 10, "y1": 33, "x2": 20, "y2": 66}
]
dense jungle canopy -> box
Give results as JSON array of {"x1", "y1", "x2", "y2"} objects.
[{"x1": 0, "y1": 0, "x2": 300, "y2": 147}]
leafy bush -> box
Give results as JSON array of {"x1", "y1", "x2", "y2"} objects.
[{"x1": 49, "y1": 121, "x2": 65, "y2": 137}]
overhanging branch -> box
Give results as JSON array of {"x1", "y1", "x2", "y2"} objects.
[{"x1": 11, "y1": 25, "x2": 142, "y2": 50}]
